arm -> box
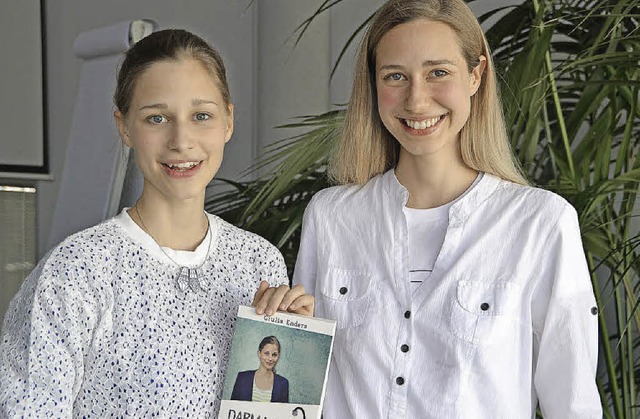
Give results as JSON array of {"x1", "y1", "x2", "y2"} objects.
[
  {"x1": 271, "y1": 374, "x2": 289, "y2": 403},
  {"x1": 0, "y1": 255, "x2": 94, "y2": 417},
  {"x1": 230, "y1": 372, "x2": 245, "y2": 401},
  {"x1": 532, "y1": 204, "x2": 602, "y2": 418},
  {"x1": 291, "y1": 199, "x2": 319, "y2": 302},
  {"x1": 283, "y1": 376, "x2": 289, "y2": 403}
]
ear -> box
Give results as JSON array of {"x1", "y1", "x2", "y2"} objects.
[
  {"x1": 224, "y1": 104, "x2": 235, "y2": 143},
  {"x1": 469, "y1": 55, "x2": 487, "y2": 96},
  {"x1": 114, "y1": 110, "x2": 133, "y2": 148}
]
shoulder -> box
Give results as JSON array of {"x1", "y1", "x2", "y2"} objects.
[
  {"x1": 207, "y1": 214, "x2": 288, "y2": 286},
  {"x1": 236, "y1": 370, "x2": 253, "y2": 376},
  {"x1": 494, "y1": 177, "x2": 567, "y2": 206},
  {"x1": 209, "y1": 213, "x2": 281, "y2": 256},
  {"x1": 31, "y1": 218, "x2": 127, "y2": 285},
  {"x1": 275, "y1": 373, "x2": 289, "y2": 384},
  {"x1": 310, "y1": 183, "x2": 365, "y2": 205},
  {"x1": 306, "y1": 174, "x2": 385, "y2": 218},
  {"x1": 47, "y1": 217, "x2": 128, "y2": 262},
  {"x1": 488, "y1": 176, "x2": 574, "y2": 223},
  {"x1": 236, "y1": 370, "x2": 255, "y2": 380},
  {"x1": 1, "y1": 220, "x2": 124, "y2": 338},
  {"x1": 24, "y1": 217, "x2": 135, "y2": 297}
]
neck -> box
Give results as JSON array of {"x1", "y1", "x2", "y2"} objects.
[
  {"x1": 256, "y1": 367, "x2": 274, "y2": 377},
  {"x1": 395, "y1": 148, "x2": 478, "y2": 209},
  {"x1": 129, "y1": 192, "x2": 208, "y2": 251}
]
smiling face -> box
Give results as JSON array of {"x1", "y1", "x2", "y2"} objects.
[
  {"x1": 258, "y1": 343, "x2": 280, "y2": 371},
  {"x1": 375, "y1": 19, "x2": 484, "y2": 164},
  {"x1": 115, "y1": 57, "x2": 233, "y2": 204}
]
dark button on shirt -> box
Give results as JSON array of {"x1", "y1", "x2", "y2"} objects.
[
  {"x1": 480, "y1": 302, "x2": 490, "y2": 311},
  {"x1": 404, "y1": 310, "x2": 411, "y2": 319},
  {"x1": 400, "y1": 344, "x2": 409, "y2": 353},
  {"x1": 339, "y1": 287, "x2": 348, "y2": 295},
  {"x1": 396, "y1": 377, "x2": 405, "y2": 385}
]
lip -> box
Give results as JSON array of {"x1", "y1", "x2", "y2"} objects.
[
  {"x1": 160, "y1": 160, "x2": 203, "y2": 178},
  {"x1": 399, "y1": 114, "x2": 447, "y2": 136}
]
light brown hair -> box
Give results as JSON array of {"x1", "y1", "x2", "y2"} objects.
[
  {"x1": 330, "y1": 0, "x2": 528, "y2": 185},
  {"x1": 114, "y1": 29, "x2": 231, "y2": 117}
]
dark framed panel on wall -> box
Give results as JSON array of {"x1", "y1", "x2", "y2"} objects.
[{"x1": 0, "y1": 0, "x2": 48, "y2": 178}]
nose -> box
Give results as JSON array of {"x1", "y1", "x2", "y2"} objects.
[
  {"x1": 404, "y1": 80, "x2": 430, "y2": 113},
  {"x1": 167, "y1": 121, "x2": 194, "y2": 151}
]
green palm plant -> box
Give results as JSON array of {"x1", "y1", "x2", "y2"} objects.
[{"x1": 206, "y1": 0, "x2": 640, "y2": 416}]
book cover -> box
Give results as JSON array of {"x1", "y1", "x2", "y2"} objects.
[{"x1": 219, "y1": 305, "x2": 336, "y2": 419}]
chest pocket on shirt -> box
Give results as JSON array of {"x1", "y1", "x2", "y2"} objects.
[
  {"x1": 449, "y1": 280, "x2": 519, "y2": 345},
  {"x1": 319, "y1": 268, "x2": 374, "y2": 330}
]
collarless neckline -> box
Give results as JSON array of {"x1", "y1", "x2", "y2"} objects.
[{"x1": 115, "y1": 208, "x2": 220, "y2": 267}]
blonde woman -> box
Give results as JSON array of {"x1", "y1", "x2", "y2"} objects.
[{"x1": 293, "y1": 0, "x2": 601, "y2": 417}]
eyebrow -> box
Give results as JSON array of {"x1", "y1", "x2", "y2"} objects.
[
  {"x1": 378, "y1": 59, "x2": 458, "y2": 71},
  {"x1": 192, "y1": 98, "x2": 220, "y2": 107},
  {"x1": 139, "y1": 103, "x2": 167, "y2": 111},
  {"x1": 138, "y1": 98, "x2": 220, "y2": 111}
]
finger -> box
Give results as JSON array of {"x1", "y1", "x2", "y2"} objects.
[
  {"x1": 264, "y1": 284, "x2": 290, "y2": 316},
  {"x1": 251, "y1": 281, "x2": 270, "y2": 307},
  {"x1": 288, "y1": 294, "x2": 314, "y2": 316},
  {"x1": 254, "y1": 287, "x2": 276, "y2": 315},
  {"x1": 278, "y1": 284, "x2": 307, "y2": 310}
]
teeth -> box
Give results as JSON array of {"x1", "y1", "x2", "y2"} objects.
[
  {"x1": 404, "y1": 116, "x2": 442, "y2": 130},
  {"x1": 167, "y1": 161, "x2": 199, "y2": 170}
]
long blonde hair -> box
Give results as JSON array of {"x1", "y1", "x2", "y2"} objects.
[{"x1": 329, "y1": 0, "x2": 528, "y2": 186}]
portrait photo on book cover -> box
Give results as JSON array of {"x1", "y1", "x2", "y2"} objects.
[{"x1": 222, "y1": 317, "x2": 333, "y2": 406}]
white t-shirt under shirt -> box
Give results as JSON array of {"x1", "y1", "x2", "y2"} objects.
[
  {"x1": 403, "y1": 173, "x2": 483, "y2": 294},
  {"x1": 251, "y1": 379, "x2": 272, "y2": 402},
  {"x1": 293, "y1": 169, "x2": 601, "y2": 418}
]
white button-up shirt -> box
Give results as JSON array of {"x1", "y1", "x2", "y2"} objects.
[{"x1": 293, "y1": 170, "x2": 601, "y2": 419}]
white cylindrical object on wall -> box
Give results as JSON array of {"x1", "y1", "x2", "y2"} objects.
[
  {"x1": 48, "y1": 20, "x2": 156, "y2": 249},
  {"x1": 73, "y1": 20, "x2": 156, "y2": 59}
]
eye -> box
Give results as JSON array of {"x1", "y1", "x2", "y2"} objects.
[
  {"x1": 147, "y1": 114, "x2": 167, "y2": 124},
  {"x1": 384, "y1": 72, "x2": 406, "y2": 82},
  {"x1": 432, "y1": 69, "x2": 449, "y2": 78},
  {"x1": 194, "y1": 112, "x2": 211, "y2": 121}
]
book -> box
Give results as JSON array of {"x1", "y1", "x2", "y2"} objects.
[{"x1": 219, "y1": 305, "x2": 336, "y2": 419}]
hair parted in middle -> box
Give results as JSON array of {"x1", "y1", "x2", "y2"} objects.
[
  {"x1": 258, "y1": 335, "x2": 281, "y2": 353},
  {"x1": 329, "y1": 0, "x2": 528, "y2": 186},
  {"x1": 114, "y1": 28, "x2": 232, "y2": 118},
  {"x1": 258, "y1": 335, "x2": 281, "y2": 373}
]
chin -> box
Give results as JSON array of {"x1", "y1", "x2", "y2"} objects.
[{"x1": 167, "y1": 184, "x2": 209, "y2": 200}]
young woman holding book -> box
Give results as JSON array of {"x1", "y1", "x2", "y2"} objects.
[
  {"x1": 0, "y1": 28, "x2": 312, "y2": 417},
  {"x1": 293, "y1": 0, "x2": 601, "y2": 417}
]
